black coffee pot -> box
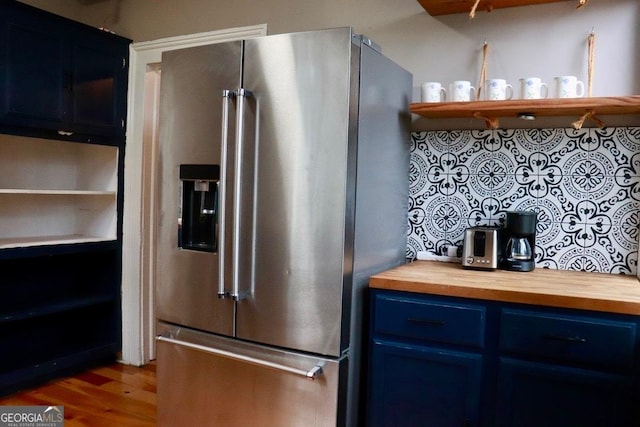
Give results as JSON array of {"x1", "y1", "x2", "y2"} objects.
[{"x1": 501, "y1": 211, "x2": 537, "y2": 272}]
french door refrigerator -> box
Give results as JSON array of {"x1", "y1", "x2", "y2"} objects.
[{"x1": 155, "y1": 27, "x2": 412, "y2": 427}]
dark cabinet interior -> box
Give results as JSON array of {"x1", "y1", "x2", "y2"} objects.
[{"x1": 0, "y1": 245, "x2": 121, "y2": 393}]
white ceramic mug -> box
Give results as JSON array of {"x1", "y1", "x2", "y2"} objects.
[
  {"x1": 554, "y1": 76, "x2": 585, "y2": 98},
  {"x1": 421, "y1": 82, "x2": 446, "y2": 103},
  {"x1": 449, "y1": 81, "x2": 475, "y2": 102},
  {"x1": 519, "y1": 77, "x2": 548, "y2": 99},
  {"x1": 484, "y1": 79, "x2": 513, "y2": 101}
]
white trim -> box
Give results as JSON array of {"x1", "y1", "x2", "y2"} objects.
[
  {"x1": 120, "y1": 24, "x2": 268, "y2": 366},
  {"x1": 133, "y1": 25, "x2": 267, "y2": 52}
]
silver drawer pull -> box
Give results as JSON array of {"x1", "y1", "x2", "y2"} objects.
[
  {"x1": 542, "y1": 334, "x2": 587, "y2": 343},
  {"x1": 156, "y1": 336, "x2": 324, "y2": 380}
]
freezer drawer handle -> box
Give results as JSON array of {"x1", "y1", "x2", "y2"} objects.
[{"x1": 157, "y1": 335, "x2": 324, "y2": 380}]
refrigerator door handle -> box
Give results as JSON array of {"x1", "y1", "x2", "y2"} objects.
[
  {"x1": 156, "y1": 335, "x2": 324, "y2": 380},
  {"x1": 218, "y1": 89, "x2": 235, "y2": 299},
  {"x1": 231, "y1": 88, "x2": 253, "y2": 301}
]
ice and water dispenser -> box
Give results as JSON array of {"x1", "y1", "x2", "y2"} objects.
[{"x1": 179, "y1": 164, "x2": 219, "y2": 252}]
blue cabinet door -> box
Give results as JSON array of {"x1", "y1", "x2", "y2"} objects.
[
  {"x1": 0, "y1": 1, "x2": 129, "y2": 142},
  {"x1": 368, "y1": 339, "x2": 483, "y2": 427},
  {"x1": 0, "y1": 4, "x2": 68, "y2": 129},
  {"x1": 68, "y1": 29, "x2": 128, "y2": 138},
  {"x1": 496, "y1": 357, "x2": 633, "y2": 427}
]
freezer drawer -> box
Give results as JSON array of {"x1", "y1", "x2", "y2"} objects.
[{"x1": 157, "y1": 324, "x2": 347, "y2": 427}]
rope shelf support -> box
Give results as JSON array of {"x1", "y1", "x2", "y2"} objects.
[
  {"x1": 477, "y1": 41, "x2": 489, "y2": 101},
  {"x1": 473, "y1": 112, "x2": 500, "y2": 129},
  {"x1": 572, "y1": 110, "x2": 605, "y2": 130},
  {"x1": 469, "y1": 0, "x2": 482, "y2": 18},
  {"x1": 587, "y1": 29, "x2": 595, "y2": 97}
]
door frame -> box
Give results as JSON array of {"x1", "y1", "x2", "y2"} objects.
[{"x1": 121, "y1": 24, "x2": 268, "y2": 366}]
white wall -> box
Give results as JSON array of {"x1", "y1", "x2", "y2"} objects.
[{"x1": 399, "y1": 1, "x2": 639, "y2": 97}]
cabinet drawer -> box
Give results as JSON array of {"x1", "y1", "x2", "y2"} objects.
[
  {"x1": 373, "y1": 293, "x2": 486, "y2": 348},
  {"x1": 500, "y1": 309, "x2": 637, "y2": 369}
]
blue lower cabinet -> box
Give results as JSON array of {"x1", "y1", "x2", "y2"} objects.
[
  {"x1": 367, "y1": 289, "x2": 640, "y2": 427},
  {"x1": 496, "y1": 357, "x2": 632, "y2": 427},
  {"x1": 369, "y1": 340, "x2": 482, "y2": 427}
]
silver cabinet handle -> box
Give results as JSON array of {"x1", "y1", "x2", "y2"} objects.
[
  {"x1": 542, "y1": 334, "x2": 587, "y2": 343},
  {"x1": 230, "y1": 88, "x2": 252, "y2": 301},
  {"x1": 408, "y1": 318, "x2": 446, "y2": 327},
  {"x1": 156, "y1": 335, "x2": 324, "y2": 380},
  {"x1": 218, "y1": 90, "x2": 234, "y2": 299}
]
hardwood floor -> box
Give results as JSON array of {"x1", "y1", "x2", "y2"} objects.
[{"x1": 0, "y1": 362, "x2": 157, "y2": 426}]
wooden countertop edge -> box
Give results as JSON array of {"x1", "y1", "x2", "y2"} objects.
[{"x1": 369, "y1": 262, "x2": 640, "y2": 316}]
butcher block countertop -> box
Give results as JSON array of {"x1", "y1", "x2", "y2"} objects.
[{"x1": 369, "y1": 261, "x2": 640, "y2": 315}]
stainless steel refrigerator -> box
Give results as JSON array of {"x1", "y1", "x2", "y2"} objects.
[{"x1": 155, "y1": 27, "x2": 412, "y2": 427}]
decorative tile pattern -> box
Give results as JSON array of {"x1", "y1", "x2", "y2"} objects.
[{"x1": 408, "y1": 127, "x2": 640, "y2": 275}]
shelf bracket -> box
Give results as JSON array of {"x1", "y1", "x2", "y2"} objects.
[{"x1": 473, "y1": 111, "x2": 500, "y2": 129}]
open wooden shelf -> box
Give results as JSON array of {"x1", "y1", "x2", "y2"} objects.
[
  {"x1": 410, "y1": 96, "x2": 640, "y2": 128},
  {"x1": 0, "y1": 189, "x2": 116, "y2": 195},
  {"x1": 0, "y1": 234, "x2": 117, "y2": 250},
  {"x1": 0, "y1": 135, "x2": 118, "y2": 248},
  {"x1": 417, "y1": 0, "x2": 571, "y2": 16},
  {"x1": 0, "y1": 294, "x2": 115, "y2": 324}
]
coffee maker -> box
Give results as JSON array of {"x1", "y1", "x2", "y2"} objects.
[{"x1": 501, "y1": 210, "x2": 537, "y2": 272}]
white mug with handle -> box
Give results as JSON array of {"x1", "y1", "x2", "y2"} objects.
[
  {"x1": 449, "y1": 80, "x2": 475, "y2": 102},
  {"x1": 421, "y1": 82, "x2": 447, "y2": 103},
  {"x1": 554, "y1": 76, "x2": 585, "y2": 98},
  {"x1": 484, "y1": 79, "x2": 513, "y2": 100},
  {"x1": 519, "y1": 77, "x2": 549, "y2": 99}
]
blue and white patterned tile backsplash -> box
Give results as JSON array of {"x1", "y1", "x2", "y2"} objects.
[{"x1": 407, "y1": 127, "x2": 640, "y2": 275}]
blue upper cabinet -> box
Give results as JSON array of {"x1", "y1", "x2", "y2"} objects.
[
  {"x1": 0, "y1": 2, "x2": 67, "y2": 128},
  {"x1": 0, "y1": 0, "x2": 130, "y2": 145},
  {"x1": 67, "y1": 27, "x2": 129, "y2": 141}
]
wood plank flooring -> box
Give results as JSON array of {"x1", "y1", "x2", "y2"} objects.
[{"x1": 0, "y1": 362, "x2": 157, "y2": 426}]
